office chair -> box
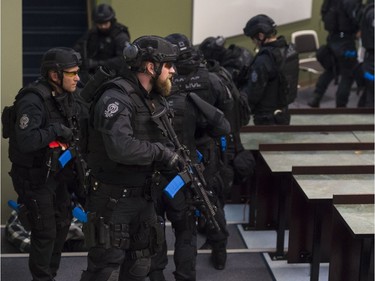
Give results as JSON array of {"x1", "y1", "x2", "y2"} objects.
[{"x1": 291, "y1": 30, "x2": 324, "y2": 80}]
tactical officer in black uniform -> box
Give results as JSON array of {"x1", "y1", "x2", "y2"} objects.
[
  {"x1": 199, "y1": 36, "x2": 254, "y2": 89},
  {"x1": 79, "y1": 36, "x2": 184, "y2": 281},
  {"x1": 166, "y1": 33, "x2": 232, "y2": 271},
  {"x1": 308, "y1": 0, "x2": 362, "y2": 107},
  {"x1": 73, "y1": 3, "x2": 131, "y2": 83},
  {"x1": 147, "y1": 33, "x2": 231, "y2": 281},
  {"x1": 242, "y1": 14, "x2": 291, "y2": 125},
  {"x1": 357, "y1": 0, "x2": 374, "y2": 107},
  {"x1": 7, "y1": 47, "x2": 83, "y2": 281},
  {"x1": 199, "y1": 39, "x2": 256, "y2": 192}
]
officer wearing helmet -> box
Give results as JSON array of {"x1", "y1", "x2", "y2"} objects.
[
  {"x1": 73, "y1": 3, "x2": 131, "y2": 83},
  {"x1": 357, "y1": 0, "x2": 374, "y2": 107},
  {"x1": 165, "y1": 33, "x2": 232, "y2": 274},
  {"x1": 146, "y1": 33, "x2": 231, "y2": 281},
  {"x1": 79, "y1": 35, "x2": 185, "y2": 281},
  {"x1": 242, "y1": 14, "x2": 291, "y2": 125},
  {"x1": 7, "y1": 47, "x2": 83, "y2": 281}
]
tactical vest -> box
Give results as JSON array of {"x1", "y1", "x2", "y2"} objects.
[
  {"x1": 321, "y1": 0, "x2": 360, "y2": 34},
  {"x1": 87, "y1": 23, "x2": 130, "y2": 60},
  {"x1": 172, "y1": 66, "x2": 213, "y2": 104},
  {"x1": 260, "y1": 43, "x2": 299, "y2": 106},
  {"x1": 206, "y1": 60, "x2": 244, "y2": 133},
  {"x1": 166, "y1": 91, "x2": 198, "y2": 163},
  {"x1": 9, "y1": 81, "x2": 69, "y2": 168},
  {"x1": 87, "y1": 78, "x2": 170, "y2": 181}
]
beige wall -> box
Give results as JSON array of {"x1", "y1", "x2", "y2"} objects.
[{"x1": 1, "y1": 0, "x2": 325, "y2": 223}]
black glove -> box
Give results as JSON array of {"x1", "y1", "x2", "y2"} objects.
[
  {"x1": 54, "y1": 123, "x2": 73, "y2": 142},
  {"x1": 163, "y1": 148, "x2": 186, "y2": 171}
]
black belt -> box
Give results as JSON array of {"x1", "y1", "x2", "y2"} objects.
[{"x1": 90, "y1": 177, "x2": 147, "y2": 199}]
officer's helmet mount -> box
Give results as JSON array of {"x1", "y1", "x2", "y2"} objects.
[
  {"x1": 92, "y1": 4, "x2": 115, "y2": 24},
  {"x1": 243, "y1": 14, "x2": 277, "y2": 40},
  {"x1": 41, "y1": 47, "x2": 82, "y2": 78},
  {"x1": 123, "y1": 35, "x2": 178, "y2": 75}
]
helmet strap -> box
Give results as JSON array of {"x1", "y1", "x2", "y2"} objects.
[
  {"x1": 153, "y1": 62, "x2": 163, "y2": 78},
  {"x1": 57, "y1": 70, "x2": 65, "y2": 89},
  {"x1": 145, "y1": 62, "x2": 162, "y2": 81},
  {"x1": 48, "y1": 70, "x2": 64, "y2": 93}
]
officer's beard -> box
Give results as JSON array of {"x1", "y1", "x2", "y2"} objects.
[{"x1": 155, "y1": 76, "x2": 172, "y2": 97}]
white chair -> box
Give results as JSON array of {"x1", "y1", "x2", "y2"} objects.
[{"x1": 291, "y1": 30, "x2": 324, "y2": 78}]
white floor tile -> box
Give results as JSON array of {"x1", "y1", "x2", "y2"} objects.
[
  {"x1": 224, "y1": 203, "x2": 249, "y2": 223},
  {"x1": 263, "y1": 253, "x2": 329, "y2": 281}
]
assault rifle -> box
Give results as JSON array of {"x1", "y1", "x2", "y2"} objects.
[
  {"x1": 57, "y1": 115, "x2": 90, "y2": 200},
  {"x1": 152, "y1": 108, "x2": 221, "y2": 232},
  {"x1": 58, "y1": 66, "x2": 114, "y2": 195}
]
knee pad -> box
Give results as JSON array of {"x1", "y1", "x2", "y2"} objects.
[{"x1": 128, "y1": 257, "x2": 151, "y2": 279}]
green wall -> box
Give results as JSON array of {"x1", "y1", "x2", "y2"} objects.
[
  {"x1": 1, "y1": 0, "x2": 326, "y2": 223},
  {"x1": 1, "y1": 1, "x2": 23, "y2": 224},
  {"x1": 111, "y1": 0, "x2": 326, "y2": 85}
]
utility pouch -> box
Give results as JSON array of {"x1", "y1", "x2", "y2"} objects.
[
  {"x1": 28, "y1": 199, "x2": 42, "y2": 230},
  {"x1": 155, "y1": 216, "x2": 165, "y2": 246},
  {"x1": 110, "y1": 223, "x2": 130, "y2": 249},
  {"x1": 150, "y1": 216, "x2": 165, "y2": 255},
  {"x1": 51, "y1": 147, "x2": 62, "y2": 173},
  {"x1": 98, "y1": 216, "x2": 111, "y2": 249},
  {"x1": 1, "y1": 105, "x2": 15, "y2": 139},
  {"x1": 83, "y1": 212, "x2": 98, "y2": 248},
  {"x1": 17, "y1": 204, "x2": 32, "y2": 231}
]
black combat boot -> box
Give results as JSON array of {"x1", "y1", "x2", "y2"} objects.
[
  {"x1": 148, "y1": 270, "x2": 167, "y2": 281},
  {"x1": 307, "y1": 93, "x2": 321, "y2": 108},
  {"x1": 211, "y1": 242, "x2": 227, "y2": 270}
]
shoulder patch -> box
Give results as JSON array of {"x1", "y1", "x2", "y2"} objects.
[
  {"x1": 19, "y1": 114, "x2": 30, "y2": 129},
  {"x1": 103, "y1": 98, "x2": 125, "y2": 119}
]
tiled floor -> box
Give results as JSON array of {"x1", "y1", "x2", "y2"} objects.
[{"x1": 224, "y1": 204, "x2": 329, "y2": 281}]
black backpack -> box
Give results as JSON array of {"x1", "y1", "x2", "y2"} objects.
[
  {"x1": 206, "y1": 60, "x2": 251, "y2": 128},
  {"x1": 220, "y1": 44, "x2": 254, "y2": 88},
  {"x1": 322, "y1": 0, "x2": 362, "y2": 33},
  {"x1": 2, "y1": 83, "x2": 51, "y2": 139},
  {"x1": 321, "y1": 0, "x2": 339, "y2": 32},
  {"x1": 280, "y1": 43, "x2": 299, "y2": 105},
  {"x1": 261, "y1": 43, "x2": 299, "y2": 106}
]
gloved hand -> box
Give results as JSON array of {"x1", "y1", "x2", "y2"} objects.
[
  {"x1": 162, "y1": 148, "x2": 186, "y2": 171},
  {"x1": 54, "y1": 123, "x2": 73, "y2": 142}
]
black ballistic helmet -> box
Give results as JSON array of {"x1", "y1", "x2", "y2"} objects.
[
  {"x1": 164, "y1": 33, "x2": 195, "y2": 62},
  {"x1": 92, "y1": 4, "x2": 115, "y2": 24},
  {"x1": 199, "y1": 36, "x2": 226, "y2": 61},
  {"x1": 40, "y1": 47, "x2": 82, "y2": 77},
  {"x1": 243, "y1": 14, "x2": 277, "y2": 38},
  {"x1": 123, "y1": 35, "x2": 178, "y2": 69}
]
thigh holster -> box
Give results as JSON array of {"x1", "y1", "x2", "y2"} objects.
[{"x1": 110, "y1": 222, "x2": 130, "y2": 249}]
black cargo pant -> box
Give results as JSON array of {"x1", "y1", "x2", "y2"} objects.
[
  {"x1": 149, "y1": 176, "x2": 197, "y2": 281},
  {"x1": 10, "y1": 165, "x2": 72, "y2": 281},
  {"x1": 80, "y1": 179, "x2": 158, "y2": 281},
  {"x1": 329, "y1": 34, "x2": 357, "y2": 107},
  {"x1": 197, "y1": 144, "x2": 229, "y2": 252}
]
